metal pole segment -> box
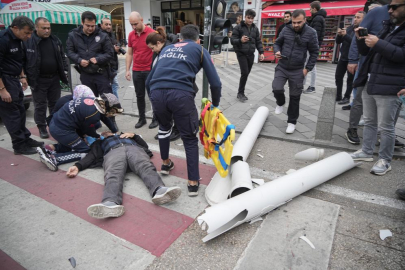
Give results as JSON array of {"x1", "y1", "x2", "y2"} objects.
[{"x1": 202, "y1": 0, "x2": 212, "y2": 99}]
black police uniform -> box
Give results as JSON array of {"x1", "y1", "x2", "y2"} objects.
[
  {"x1": 66, "y1": 25, "x2": 113, "y2": 97},
  {"x1": 0, "y1": 27, "x2": 32, "y2": 151}
]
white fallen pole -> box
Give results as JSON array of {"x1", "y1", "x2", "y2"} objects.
[
  {"x1": 231, "y1": 106, "x2": 269, "y2": 164},
  {"x1": 229, "y1": 161, "x2": 253, "y2": 198},
  {"x1": 198, "y1": 152, "x2": 360, "y2": 242}
]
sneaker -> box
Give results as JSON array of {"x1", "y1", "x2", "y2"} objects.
[
  {"x1": 395, "y1": 189, "x2": 405, "y2": 200},
  {"x1": 161, "y1": 160, "x2": 174, "y2": 175},
  {"x1": 149, "y1": 118, "x2": 158, "y2": 129},
  {"x1": 345, "y1": 128, "x2": 360, "y2": 145},
  {"x1": 275, "y1": 105, "x2": 284, "y2": 115},
  {"x1": 135, "y1": 118, "x2": 146, "y2": 129},
  {"x1": 25, "y1": 138, "x2": 44, "y2": 147},
  {"x1": 87, "y1": 202, "x2": 125, "y2": 219},
  {"x1": 370, "y1": 159, "x2": 391, "y2": 175},
  {"x1": 36, "y1": 147, "x2": 58, "y2": 171},
  {"x1": 38, "y1": 126, "x2": 49, "y2": 139},
  {"x1": 338, "y1": 97, "x2": 350, "y2": 105},
  {"x1": 342, "y1": 105, "x2": 352, "y2": 110},
  {"x1": 237, "y1": 93, "x2": 248, "y2": 102},
  {"x1": 188, "y1": 182, "x2": 200, "y2": 197},
  {"x1": 14, "y1": 145, "x2": 37, "y2": 155},
  {"x1": 350, "y1": 149, "x2": 373, "y2": 161},
  {"x1": 152, "y1": 186, "x2": 182, "y2": 205},
  {"x1": 303, "y1": 86, "x2": 315, "y2": 94},
  {"x1": 286, "y1": 123, "x2": 295, "y2": 134},
  {"x1": 358, "y1": 119, "x2": 365, "y2": 126},
  {"x1": 395, "y1": 138, "x2": 405, "y2": 149}
]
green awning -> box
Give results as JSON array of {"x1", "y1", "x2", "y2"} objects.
[{"x1": 0, "y1": 1, "x2": 111, "y2": 26}]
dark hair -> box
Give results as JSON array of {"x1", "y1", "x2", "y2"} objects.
[
  {"x1": 11, "y1": 16, "x2": 34, "y2": 30},
  {"x1": 34, "y1": 17, "x2": 49, "y2": 26},
  {"x1": 285, "y1": 11, "x2": 292, "y2": 16},
  {"x1": 81, "y1": 11, "x2": 97, "y2": 23},
  {"x1": 245, "y1": 9, "x2": 256, "y2": 18},
  {"x1": 371, "y1": 0, "x2": 391, "y2": 5},
  {"x1": 100, "y1": 18, "x2": 111, "y2": 24},
  {"x1": 292, "y1": 9, "x2": 307, "y2": 18},
  {"x1": 230, "y1": 2, "x2": 239, "y2": 8},
  {"x1": 180, "y1": 24, "x2": 199, "y2": 41},
  {"x1": 146, "y1": 26, "x2": 167, "y2": 45},
  {"x1": 310, "y1": 1, "x2": 321, "y2": 11},
  {"x1": 357, "y1": 11, "x2": 367, "y2": 15}
]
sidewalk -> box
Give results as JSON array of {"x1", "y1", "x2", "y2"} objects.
[{"x1": 112, "y1": 55, "x2": 405, "y2": 156}]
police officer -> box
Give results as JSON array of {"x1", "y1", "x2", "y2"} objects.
[
  {"x1": 146, "y1": 25, "x2": 222, "y2": 197},
  {"x1": 25, "y1": 17, "x2": 69, "y2": 139},
  {"x1": 66, "y1": 11, "x2": 113, "y2": 97},
  {"x1": 0, "y1": 16, "x2": 44, "y2": 155}
]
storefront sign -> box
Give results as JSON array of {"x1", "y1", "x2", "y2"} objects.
[
  {"x1": 8, "y1": 2, "x2": 32, "y2": 11},
  {"x1": 152, "y1": 16, "x2": 160, "y2": 30}
]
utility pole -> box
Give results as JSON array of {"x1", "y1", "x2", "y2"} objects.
[{"x1": 202, "y1": 0, "x2": 212, "y2": 99}]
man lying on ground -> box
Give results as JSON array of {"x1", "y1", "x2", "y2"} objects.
[{"x1": 64, "y1": 131, "x2": 181, "y2": 219}]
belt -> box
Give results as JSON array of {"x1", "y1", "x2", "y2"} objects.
[
  {"x1": 39, "y1": 73, "x2": 57, "y2": 78},
  {"x1": 104, "y1": 142, "x2": 135, "y2": 155},
  {"x1": 2, "y1": 74, "x2": 19, "y2": 79}
]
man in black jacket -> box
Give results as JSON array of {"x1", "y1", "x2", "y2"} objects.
[
  {"x1": 66, "y1": 11, "x2": 114, "y2": 97},
  {"x1": 0, "y1": 16, "x2": 44, "y2": 155},
  {"x1": 335, "y1": 11, "x2": 365, "y2": 103},
  {"x1": 273, "y1": 9, "x2": 319, "y2": 134},
  {"x1": 303, "y1": 1, "x2": 326, "y2": 94},
  {"x1": 276, "y1": 11, "x2": 292, "y2": 38},
  {"x1": 65, "y1": 131, "x2": 182, "y2": 219},
  {"x1": 231, "y1": 9, "x2": 265, "y2": 102},
  {"x1": 350, "y1": 0, "x2": 405, "y2": 175},
  {"x1": 25, "y1": 17, "x2": 69, "y2": 139}
]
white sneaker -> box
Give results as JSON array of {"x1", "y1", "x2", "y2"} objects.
[
  {"x1": 286, "y1": 123, "x2": 295, "y2": 134},
  {"x1": 275, "y1": 105, "x2": 284, "y2": 115}
]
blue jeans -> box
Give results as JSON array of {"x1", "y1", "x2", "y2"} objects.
[
  {"x1": 111, "y1": 72, "x2": 119, "y2": 99},
  {"x1": 361, "y1": 85, "x2": 402, "y2": 163}
]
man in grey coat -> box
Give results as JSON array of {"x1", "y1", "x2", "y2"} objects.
[{"x1": 272, "y1": 9, "x2": 319, "y2": 134}]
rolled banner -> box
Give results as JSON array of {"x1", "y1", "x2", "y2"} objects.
[{"x1": 198, "y1": 152, "x2": 359, "y2": 242}]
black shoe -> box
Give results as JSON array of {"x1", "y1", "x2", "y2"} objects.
[
  {"x1": 336, "y1": 97, "x2": 342, "y2": 102},
  {"x1": 135, "y1": 118, "x2": 146, "y2": 129},
  {"x1": 396, "y1": 189, "x2": 405, "y2": 200},
  {"x1": 237, "y1": 93, "x2": 248, "y2": 102},
  {"x1": 149, "y1": 118, "x2": 158, "y2": 129},
  {"x1": 188, "y1": 181, "x2": 200, "y2": 197},
  {"x1": 154, "y1": 134, "x2": 158, "y2": 140},
  {"x1": 395, "y1": 138, "x2": 405, "y2": 148},
  {"x1": 161, "y1": 160, "x2": 174, "y2": 175},
  {"x1": 342, "y1": 105, "x2": 352, "y2": 110},
  {"x1": 38, "y1": 126, "x2": 49, "y2": 139},
  {"x1": 303, "y1": 86, "x2": 316, "y2": 94},
  {"x1": 338, "y1": 97, "x2": 350, "y2": 105},
  {"x1": 345, "y1": 128, "x2": 360, "y2": 145},
  {"x1": 25, "y1": 138, "x2": 44, "y2": 147},
  {"x1": 14, "y1": 145, "x2": 37, "y2": 155},
  {"x1": 170, "y1": 129, "x2": 181, "y2": 141}
]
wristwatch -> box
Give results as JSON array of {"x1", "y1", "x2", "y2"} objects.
[{"x1": 0, "y1": 86, "x2": 5, "y2": 90}]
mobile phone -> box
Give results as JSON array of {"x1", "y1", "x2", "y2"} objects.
[
  {"x1": 358, "y1": 28, "x2": 368, "y2": 37},
  {"x1": 280, "y1": 54, "x2": 289, "y2": 60},
  {"x1": 339, "y1": 22, "x2": 344, "y2": 29}
]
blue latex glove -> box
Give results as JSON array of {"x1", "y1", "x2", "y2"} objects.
[
  {"x1": 100, "y1": 135, "x2": 105, "y2": 140},
  {"x1": 399, "y1": 95, "x2": 405, "y2": 105},
  {"x1": 86, "y1": 136, "x2": 96, "y2": 145}
]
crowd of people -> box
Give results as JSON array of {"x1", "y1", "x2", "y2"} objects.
[{"x1": 0, "y1": 0, "x2": 404, "y2": 219}]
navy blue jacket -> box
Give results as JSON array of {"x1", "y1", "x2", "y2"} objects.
[
  {"x1": 146, "y1": 40, "x2": 221, "y2": 106},
  {"x1": 51, "y1": 97, "x2": 117, "y2": 138},
  {"x1": 353, "y1": 21, "x2": 405, "y2": 96},
  {"x1": 0, "y1": 27, "x2": 25, "y2": 78},
  {"x1": 348, "y1": 5, "x2": 390, "y2": 64},
  {"x1": 336, "y1": 25, "x2": 355, "y2": 62},
  {"x1": 25, "y1": 31, "x2": 69, "y2": 88},
  {"x1": 274, "y1": 24, "x2": 319, "y2": 71},
  {"x1": 66, "y1": 26, "x2": 113, "y2": 67}
]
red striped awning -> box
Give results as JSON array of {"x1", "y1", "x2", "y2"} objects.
[{"x1": 262, "y1": 0, "x2": 366, "y2": 18}]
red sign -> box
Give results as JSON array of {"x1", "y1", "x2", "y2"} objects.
[{"x1": 8, "y1": 2, "x2": 32, "y2": 11}]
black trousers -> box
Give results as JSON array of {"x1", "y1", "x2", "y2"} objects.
[
  {"x1": 0, "y1": 75, "x2": 31, "y2": 149},
  {"x1": 80, "y1": 72, "x2": 112, "y2": 97},
  {"x1": 236, "y1": 54, "x2": 255, "y2": 94},
  {"x1": 335, "y1": 59, "x2": 354, "y2": 100},
  {"x1": 274, "y1": 93, "x2": 301, "y2": 125},
  {"x1": 132, "y1": 71, "x2": 150, "y2": 119},
  {"x1": 32, "y1": 75, "x2": 61, "y2": 128}
]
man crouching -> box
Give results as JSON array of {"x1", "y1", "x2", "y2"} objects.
[{"x1": 66, "y1": 131, "x2": 181, "y2": 219}]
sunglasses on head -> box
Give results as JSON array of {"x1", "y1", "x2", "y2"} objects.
[{"x1": 388, "y1": 4, "x2": 405, "y2": 11}]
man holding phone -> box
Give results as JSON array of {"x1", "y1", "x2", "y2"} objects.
[
  {"x1": 272, "y1": 9, "x2": 319, "y2": 134},
  {"x1": 231, "y1": 9, "x2": 265, "y2": 102}
]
